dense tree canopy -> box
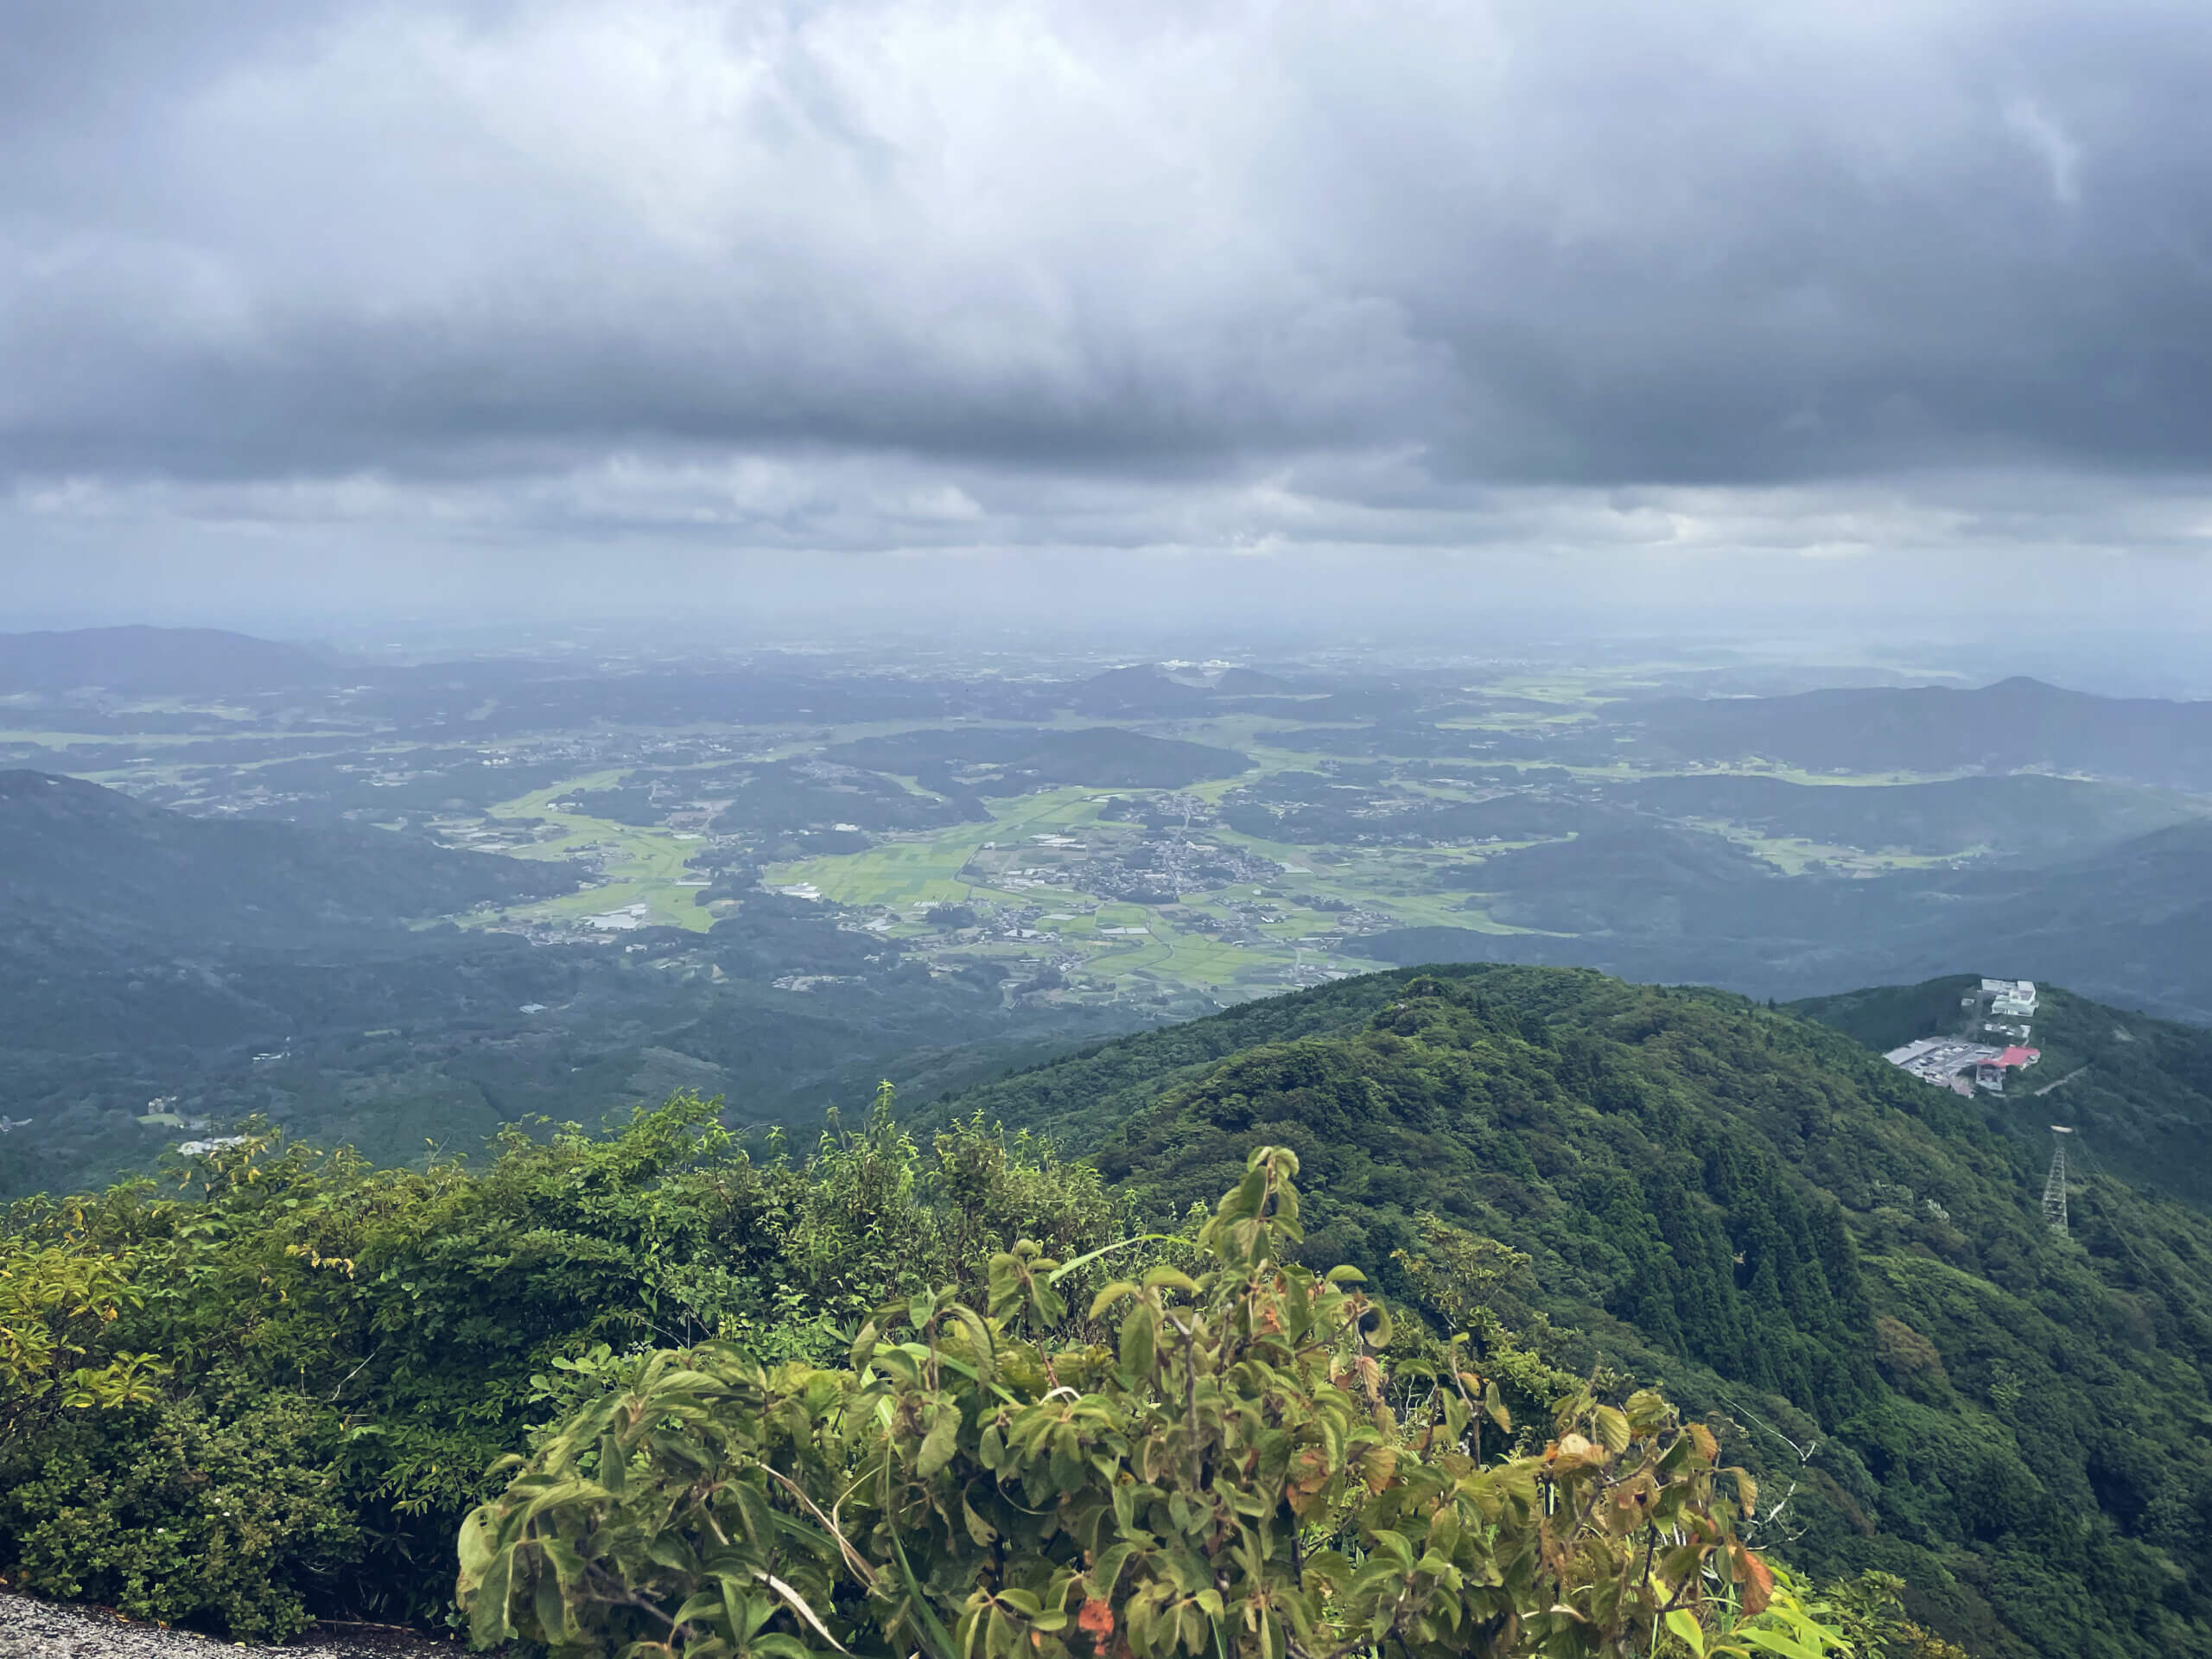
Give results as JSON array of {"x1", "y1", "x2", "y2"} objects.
[{"x1": 938, "y1": 967, "x2": 2212, "y2": 1659}]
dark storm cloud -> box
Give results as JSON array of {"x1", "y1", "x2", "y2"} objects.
[{"x1": 9, "y1": 0, "x2": 2212, "y2": 497}]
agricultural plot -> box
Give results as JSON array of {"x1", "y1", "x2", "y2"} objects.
[
  {"x1": 759, "y1": 777, "x2": 1477, "y2": 1003},
  {"x1": 464, "y1": 772, "x2": 718, "y2": 932},
  {"x1": 1688, "y1": 823, "x2": 1969, "y2": 877}
]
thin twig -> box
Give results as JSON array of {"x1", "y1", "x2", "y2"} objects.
[{"x1": 759, "y1": 1461, "x2": 881, "y2": 1587}]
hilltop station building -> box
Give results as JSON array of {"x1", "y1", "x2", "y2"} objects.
[{"x1": 1883, "y1": 980, "x2": 2043, "y2": 1095}]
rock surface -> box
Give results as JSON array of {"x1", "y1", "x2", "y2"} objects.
[{"x1": 0, "y1": 1593, "x2": 462, "y2": 1656}]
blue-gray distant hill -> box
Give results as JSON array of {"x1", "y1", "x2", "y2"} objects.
[
  {"x1": 1059, "y1": 662, "x2": 1342, "y2": 716},
  {"x1": 1615, "y1": 675, "x2": 2212, "y2": 789},
  {"x1": 825, "y1": 726, "x2": 1249, "y2": 791},
  {"x1": 1361, "y1": 813, "x2": 2212, "y2": 1023},
  {"x1": 1064, "y1": 664, "x2": 1222, "y2": 716},
  {"x1": 0, "y1": 770, "x2": 572, "y2": 945},
  {"x1": 0, "y1": 626, "x2": 336, "y2": 696},
  {"x1": 1609, "y1": 771, "x2": 2199, "y2": 861}
]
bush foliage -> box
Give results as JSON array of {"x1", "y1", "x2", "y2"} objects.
[
  {"x1": 460, "y1": 1145, "x2": 1848, "y2": 1659},
  {"x1": 0, "y1": 1090, "x2": 1120, "y2": 1637}
]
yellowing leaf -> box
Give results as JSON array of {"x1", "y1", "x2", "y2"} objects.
[{"x1": 1593, "y1": 1405, "x2": 1631, "y2": 1455}]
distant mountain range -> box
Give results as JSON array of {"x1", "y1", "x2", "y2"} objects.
[
  {"x1": 0, "y1": 626, "x2": 337, "y2": 696},
  {"x1": 1617, "y1": 675, "x2": 2212, "y2": 789},
  {"x1": 826, "y1": 724, "x2": 1249, "y2": 789},
  {"x1": 1609, "y1": 771, "x2": 2199, "y2": 862},
  {"x1": 13, "y1": 630, "x2": 2212, "y2": 793},
  {"x1": 1367, "y1": 810, "x2": 2212, "y2": 1024},
  {"x1": 1069, "y1": 664, "x2": 2212, "y2": 792}
]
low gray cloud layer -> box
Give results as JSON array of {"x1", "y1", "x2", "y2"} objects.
[{"x1": 7, "y1": 0, "x2": 2212, "y2": 620}]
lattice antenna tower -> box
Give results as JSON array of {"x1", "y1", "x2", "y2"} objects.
[{"x1": 2043, "y1": 1126, "x2": 2074, "y2": 1235}]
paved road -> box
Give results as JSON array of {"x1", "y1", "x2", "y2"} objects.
[{"x1": 0, "y1": 1594, "x2": 463, "y2": 1657}]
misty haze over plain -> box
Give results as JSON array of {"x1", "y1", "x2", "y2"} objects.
[{"x1": 1, "y1": 0, "x2": 2210, "y2": 668}]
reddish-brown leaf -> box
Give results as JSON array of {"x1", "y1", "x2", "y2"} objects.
[{"x1": 1737, "y1": 1546, "x2": 1774, "y2": 1616}]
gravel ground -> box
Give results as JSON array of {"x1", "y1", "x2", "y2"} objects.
[{"x1": 0, "y1": 1594, "x2": 467, "y2": 1657}]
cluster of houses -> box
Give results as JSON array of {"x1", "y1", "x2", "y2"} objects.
[{"x1": 1883, "y1": 980, "x2": 2043, "y2": 1096}]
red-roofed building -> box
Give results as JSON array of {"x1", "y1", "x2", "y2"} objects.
[{"x1": 1974, "y1": 1046, "x2": 2042, "y2": 1092}]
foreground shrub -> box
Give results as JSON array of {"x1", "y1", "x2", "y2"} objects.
[
  {"x1": 0, "y1": 1390, "x2": 359, "y2": 1640},
  {"x1": 0, "y1": 1092, "x2": 1125, "y2": 1636},
  {"x1": 461, "y1": 1146, "x2": 1846, "y2": 1658}
]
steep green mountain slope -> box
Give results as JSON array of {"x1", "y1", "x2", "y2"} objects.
[
  {"x1": 934, "y1": 964, "x2": 2212, "y2": 1659},
  {"x1": 918, "y1": 969, "x2": 1431, "y2": 1146}
]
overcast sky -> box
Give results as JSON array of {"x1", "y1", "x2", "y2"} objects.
[{"x1": 7, "y1": 0, "x2": 2212, "y2": 645}]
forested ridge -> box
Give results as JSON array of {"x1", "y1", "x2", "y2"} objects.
[
  {"x1": 934, "y1": 967, "x2": 2212, "y2": 1658},
  {"x1": 3, "y1": 966, "x2": 2210, "y2": 1657}
]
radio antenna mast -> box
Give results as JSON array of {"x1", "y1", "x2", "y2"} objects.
[{"x1": 2043, "y1": 1127, "x2": 2075, "y2": 1235}]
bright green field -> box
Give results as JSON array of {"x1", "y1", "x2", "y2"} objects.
[{"x1": 470, "y1": 772, "x2": 716, "y2": 932}]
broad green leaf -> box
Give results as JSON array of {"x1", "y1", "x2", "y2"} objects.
[
  {"x1": 1484, "y1": 1377, "x2": 1511, "y2": 1433},
  {"x1": 1666, "y1": 1608, "x2": 1707, "y2": 1658},
  {"x1": 1089, "y1": 1281, "x2": 1140, "y2": 1320},
  {"x1": 1739, "y1": 1631, "x2": 1826, "y2": 1659},
  {"x1": 468, "y1": 1548, "x2": 515, "y2": 1649},
  {"x1": 1121, "y1": 1302, "x2": 1159, "y2": 1380},
  {"x1": 455, "y1": 1509, "x2": 497, "y2": 1582},
  {"x1": 919, "y1": 1405, "x2": 961, "y2": 1477},
  {"x1": 963, "y1": 1493, "x2": 998, "y2": 1548}
]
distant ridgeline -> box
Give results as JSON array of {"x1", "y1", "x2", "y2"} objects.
[{"x1": 928, "y1": 964, "x2": 2212, "y2": 1659}]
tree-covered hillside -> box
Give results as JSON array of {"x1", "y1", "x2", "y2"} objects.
[
  {"x1": 933, "y1": 965, "x2": 2212, "y2": 1659},
  {"x1": 1793, "y1": 975, "x2": 2212, "y2": 1211},
  {"x1": 824, "y1": 725, "x2": 1251, "y2": 789},
  {"x1": 0, "y1": 769, "x2": 574, "y2": 942}
]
